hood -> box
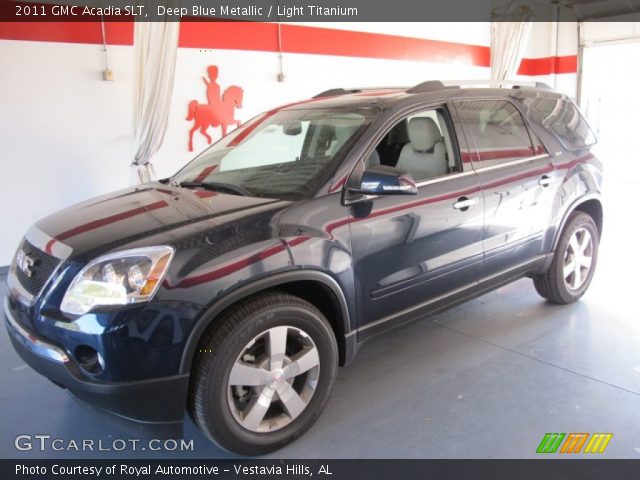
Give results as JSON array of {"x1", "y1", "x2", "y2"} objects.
[{"x1": 34, "y1": 183, "x2": 287, "y2": 261}]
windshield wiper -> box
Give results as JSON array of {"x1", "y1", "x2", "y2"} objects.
[{"x1": 178, "y1": 181, "x2": 252, "y2": 197}]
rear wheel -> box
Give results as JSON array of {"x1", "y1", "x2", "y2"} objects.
[
  {"x1": 189, "y1": 292, "x2": 338, "y2": 455},
  {"x1": 534, "y1": 211, "x2": 599, "y2": 304}
]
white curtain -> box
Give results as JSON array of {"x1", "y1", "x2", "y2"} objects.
[
  {"x1": 131, "y1": 20, "x2": 180, "y2": 184},
  {"x1": 490, "y1": 22, "x2": 532, "y2": 83}
]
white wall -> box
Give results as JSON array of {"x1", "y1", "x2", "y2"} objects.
[
  {"x1": 580, "y1": 40, "x2": 640, "y2": 184},
  {"x1": 581, "y1": 21, "x2": 640, "y2": 44},
  {"x1": 0, "y1": 21, "x2": 578, "y2": 265},
  {"x1": 0, "y1": 40, "x2": 134, "y2": 265}
]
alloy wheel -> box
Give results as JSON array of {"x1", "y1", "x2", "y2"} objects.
[
  {"x1": 226, "y1": 326, "x2": 320, "y2": 433},
  {"x1": 563, "y1": 227, "x2": 593, "y2": 291}
]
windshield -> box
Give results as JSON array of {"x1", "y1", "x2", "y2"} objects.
[{"x1": 171, "y1": 107, "x2": 376, "y2": 200}]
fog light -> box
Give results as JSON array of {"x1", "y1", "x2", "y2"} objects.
[{"x1": 75, "y1": 345, "x2": 104, "y2": 375}]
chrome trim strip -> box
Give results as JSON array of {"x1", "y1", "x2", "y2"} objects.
[
  {"x1": 471, "y1": 154, "x2": 551, "y2": 174},
  {"x1": 414, "y1": 169, "x2": 476, "y2": 187},
  {"x1": 345, "y1": 153, "x2": 549, "y2": 204},
  {"x1": 25, "y1": 224, "x2": 73, "y2": 261},
  {"x1": 3, "y1": 297, "x2": 69, "y2": 363}
]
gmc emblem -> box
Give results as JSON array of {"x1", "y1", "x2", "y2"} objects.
[{"x1": 16, "y1": 250, "x2": 36, "y2": 278}]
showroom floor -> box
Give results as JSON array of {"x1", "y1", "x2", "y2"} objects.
[{"x1": 1, "y1": 180, "x2": 639, "y2": 459}]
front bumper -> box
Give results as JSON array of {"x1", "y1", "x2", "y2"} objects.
[{"x1": 4, "y1": 297, "x2": 189, "y2": 429}]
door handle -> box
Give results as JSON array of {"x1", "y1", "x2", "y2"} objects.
[
  {"x1": 453, "y1": 196, "x2": 479, "y2": 211},
  {"x1": 539, "y1": 175, "x2": 553, "y2": 187}
]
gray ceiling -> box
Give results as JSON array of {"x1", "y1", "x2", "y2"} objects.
[
  {"x1": 538, "y1": 0, "x2": 640, "y2": 20},
  {"x1": 493, "y1": 0, "x2": 640, "y2": 21}
]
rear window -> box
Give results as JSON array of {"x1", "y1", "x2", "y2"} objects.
[
  {"x1": 454, "y1": 100, "x2": 536, "y2": 167},
  {"x1": 525, "y1": 98, "x2": 597, "y2": 150}
]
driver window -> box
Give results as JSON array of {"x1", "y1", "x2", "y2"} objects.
[{"x1": 369, "y1": 107, "x2": 460, "y2": 182}]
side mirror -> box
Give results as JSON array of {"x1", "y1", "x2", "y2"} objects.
[{"x1": 349, "y1": 165, "x2": 418, "y2": 196}]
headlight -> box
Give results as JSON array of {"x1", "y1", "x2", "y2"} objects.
[{"x1": 60, "y1": 246, "x2": 174, "y2": 315}]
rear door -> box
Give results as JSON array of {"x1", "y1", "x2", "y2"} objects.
[{"x1": 453, "y1": 99, "x2": 557, "y2": 275}]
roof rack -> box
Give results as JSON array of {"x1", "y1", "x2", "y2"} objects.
[
  {"x1": 312, "y1": 88, "x2": 362, "y2": 98},
  {"x1": 444, "y1": 80, "x2": 553, "y2": 90},
  {"x1": 407, "y1": 79, "x2": 554, "y2": 93},
  {"x1": 407, "y1": 80, "x2": 459, "y2": 93},
  {"x1": 312, "y1": 87, "x2": 406, "y2": 98},
  {"x1": 314, "y1": 81, "x2": 555, "y2": 100}
]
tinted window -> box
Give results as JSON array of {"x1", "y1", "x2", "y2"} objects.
[
  {"x1": 525, "y1": 98, "x2": 596, "y2": 149},
  {"x1": 455, "y1": 100, "x2": 535, "y2": 167},
  {"x1": 372, "y1": 107, "x2": 460, "y2": 182},
  {"x1": 172, "y1": 108, "x2": 375, "y2": 200}
]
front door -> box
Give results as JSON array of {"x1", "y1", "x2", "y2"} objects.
[{"x1": 347, "y1": 105, "x2": 484, "y2": 339}]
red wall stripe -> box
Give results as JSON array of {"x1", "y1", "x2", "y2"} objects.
[
  {"x1": 283, "y1": 24, "x2": 490, "y2": 66},
  {"x1": 518, "y1": 55, "x2": 578, "y2": 75},
  {"x1": 0, "y1": 21, "x2": 576, "y2": 75},
  {"x1": 0, "y1": 21, "x2": 133, "y2": 45},
  {"x1": 179, "y1": 21, "x2": 277, "y2": 52},
  {"x1": 180, "y1": 22, "x2": 491, "y2": 67}
]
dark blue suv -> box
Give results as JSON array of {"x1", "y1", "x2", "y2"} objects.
[{"x1": 4, "y1": 81, "x2": 603, "y2": 454}]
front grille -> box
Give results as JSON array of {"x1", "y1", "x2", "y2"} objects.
[{"x1": 13, "y1": 240, "x2": 60, "y2": 298}]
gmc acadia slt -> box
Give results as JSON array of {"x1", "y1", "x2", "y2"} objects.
[{"x1": 4, "y1": 81, "x2": 602, "y2": 454}]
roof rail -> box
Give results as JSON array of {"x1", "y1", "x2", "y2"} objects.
[
  {"x1": 440, "y1": 80, "x2": 554, "y2": 90},
  {"x1": 406, "y1": 80, "x2": 457, "y2": 94},
  {"x1": 312, "y1": 88, "x2": 362, "y2": 98}
]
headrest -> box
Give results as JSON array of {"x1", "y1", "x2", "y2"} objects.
[
  {"x1": 388, "y1": 120, "x2": 410, "y2": 145},
  {"x1": 408, "y1": 117, "x2": 441, "y2": 152}
]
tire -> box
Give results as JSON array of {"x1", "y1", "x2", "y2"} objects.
[
  {"x1": 188, "y1": 292, "x2": 338, "y2": 455},
  {"x1": 533, "y1": 211, "x2": 599, "y2": 304}
]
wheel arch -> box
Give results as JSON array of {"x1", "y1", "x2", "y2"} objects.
[
  {"x1": 552, "y1": 194, "x2": 603, "y2": 251},
  {"x1": 180, "y1": 270, "x2": 356, "y2": 375}
]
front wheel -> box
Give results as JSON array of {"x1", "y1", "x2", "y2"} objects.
[
  {"x1": 189, "y1": 292, "x2": 338, "y2": 455},
  {"x1": 533, "y1": 211, "x2": 599, "y2": 304}
]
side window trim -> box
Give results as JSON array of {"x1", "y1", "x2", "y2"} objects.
[
  {"x1": 447, "y1": 100, "x2": 477, "y2": 173},
  {"x1": 512, "y1": 98, "x2": 550, "y2": 157},
  {"x1": 470, "y1": 152, "x2": 551, "y2": 174}
]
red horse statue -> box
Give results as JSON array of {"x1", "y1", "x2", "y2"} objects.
[{"x1": 186, "y1": 85, "x2": 244, "y2": 152}]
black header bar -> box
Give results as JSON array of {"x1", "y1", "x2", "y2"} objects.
[
  {"x1": 4, "y1": 459, "x2": 640, "y2": 480},
  {"x1": 2, "y1": 0, "x2": 640, "y2": 22}
]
